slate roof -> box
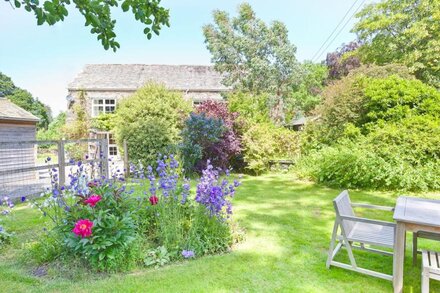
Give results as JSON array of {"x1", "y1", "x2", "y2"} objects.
[
  {"x1": 68, "y1": 64, "x2": 230, "y2": 92},
  {"x1": 0, "y1": 98, "x2": 39, "y2": 122}
]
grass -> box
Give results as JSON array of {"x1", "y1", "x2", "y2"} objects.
[{"x1": 1, "y1": 172, "x2": 440, "y2": 292}]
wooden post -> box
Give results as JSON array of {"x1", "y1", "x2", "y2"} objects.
[
  {"x1": 100, "y1": 138, "x2": 109, "y2": 179},
  {"x1": 57, "y1": 140, "x2": 66, "y2": 188},
  {"x1": 123, "y1": 139, "x2": 129, "y2": 178}
]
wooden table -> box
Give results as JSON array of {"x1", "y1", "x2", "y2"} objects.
[{"x1": 393, "y1": 197, "x2": 440, "y2": 293}]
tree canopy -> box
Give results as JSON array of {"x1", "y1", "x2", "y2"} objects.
[
  {"x1": 6, "y1": 0, "x2": 170, "y2": 51},
  {"x1": 203, "y1": 2, "x2": 303, "y2": 123},
  {"x1": 0, "y1": 72, "x2": 52, "y2": 129},
  {"x1": 353, "y1": 0, "x2": 440, "y2": 88}
]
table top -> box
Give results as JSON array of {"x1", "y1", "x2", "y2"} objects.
[{"x1": 394, "y1": 196, "x2": 440, "y2": 227}]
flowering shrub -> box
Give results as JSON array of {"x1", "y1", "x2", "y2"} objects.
[{"x1": 31, "y1": 154, "x2": 242, "y2": 272}]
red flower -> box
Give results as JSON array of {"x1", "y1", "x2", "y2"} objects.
[
  {"x1": 84, "y1": 194, "x2": 102, "y2": 207},
  {"x1": 72, "y1": 219, "x2": 93, "y2": 238},
  {"x1": 149, "y1": 195, "x2": 159, "y2": 205}
]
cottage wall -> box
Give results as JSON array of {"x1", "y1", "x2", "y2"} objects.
[
  {"x1": 66, "y1": 89, "x2": 225, "y2": 122},
  {"x1": 0, "y1": 122, "x2": 37, "y2": 185}
]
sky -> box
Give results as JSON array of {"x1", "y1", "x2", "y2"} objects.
[{"x1": 0, "y1": 0, "x2": 370, "y2": 115}]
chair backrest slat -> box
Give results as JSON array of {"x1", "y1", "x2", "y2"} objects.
[{"x1": 333, "y1": 190, "x2": 355, "y2": 234}]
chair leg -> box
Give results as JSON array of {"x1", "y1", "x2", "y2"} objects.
[
  {"x1": 421, "y1": 270, "x2": 429, "y2": 293},
  {"x1": 326, "y1": 220, "x2": 339, "y2": 269},
  {"x1": 413, "y1": 232, "x2": 418, "y2": 266}
]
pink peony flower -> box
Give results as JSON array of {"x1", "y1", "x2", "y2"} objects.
[
  {"x1": 72, "y1": 219, "x2": 93, "y2": 238},
  {"x1": 84, "y1": 194, "x2": 102, "y2": 207},
  {"x1": 149, "y1": 195, "x2": 159, "y2": 205}
]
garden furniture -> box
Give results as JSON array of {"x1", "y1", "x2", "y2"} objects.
[
  {"x1": 326, "y1": 190, "x2": 395, "y2": 281},
  {"x1": 413, "y1": 231, "x2": 440, "y2": 266},
  {"x1": 421, "y1": 250, "x2": 440, "y2": 293},
  {"x1": 393, "y1": 197, "x2": 440, "y2": 293}
]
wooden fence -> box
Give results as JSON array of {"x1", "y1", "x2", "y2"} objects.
[{"x1": 0, "y1": 139, "x2": 110, "y2": 201}]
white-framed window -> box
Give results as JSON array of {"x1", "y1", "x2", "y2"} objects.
[{"x1": 92, "y1": 98, "x2": 116, "y2": 117}]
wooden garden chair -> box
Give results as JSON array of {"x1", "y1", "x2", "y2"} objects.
[{"x1": 326, "y1": 190, "x2": 396, "y2": 281}]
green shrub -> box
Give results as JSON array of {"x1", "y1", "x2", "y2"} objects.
[
  {"x1": 242, "y1": 123, "x2": 299, "y2": 174},
  {"x1": 114, "y1": 83, "x2": 192, "y2": 166},
  {"x1": 227, "y1": 92, "x2": 271, "y2": 126},
  {"x1": 298, "y1": 140, "x2": 440, "y2": 191}
]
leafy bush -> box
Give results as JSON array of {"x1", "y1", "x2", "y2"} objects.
[
  {"x1": 114, "y1": 83, "x2": 192, "y2": 166},
  {"x1": 242, "y1": 123, "x2": 299, "y2": 174},
  {"x1": 37, "y1": 112, "x2": 66, "y2": 141},
  {"x1": 298, "y1": 141, "x2": 440, "y2": 191},
  {"x1": 305, "y1": 67, "x2": 434, "y2": 148},
  {"x1": 227, "y1": 92, "x2": 271, "y2": 125},
  {"x1": 181, "y1": 101, "x2": 241, "y2": 173},
  {"x1": 299, "y1": 116, "x2": 440, "y2": 191},
  {"x1": 180, "y1": 113, "x2": 226, "y2": 173}
]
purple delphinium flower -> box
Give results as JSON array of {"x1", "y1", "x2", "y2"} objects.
[
  {"x1": 181, "y1": 179, "x2": 190, "y2": 204},
  {"x1": 195, "y1": 160, "x2": 240, "y2": 219},
  {"x1": 182, "y1": 250, "x2": 195, "y2": 259}
]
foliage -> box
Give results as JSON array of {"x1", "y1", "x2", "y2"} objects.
[
  {"x1": 227, "y1": 92, "x2": 271, "y2": 125},
  {"x1": 242, "y1": 123, "x2": 298, "y2": 174},
  {"x1": 325, "y1": 41, "x2": 361, "y2": 79},
  {"x1": 114, "y1": 83, "x2": 192, "y2": 166},
  {"x1": 10, "y1": 0, "x2": 170, "y2": 51},
  {"x1": 353, "y1": 0, "x2": 440, "y2": 88},
  {"x1": 298, "y1": 140, "x2": 440, "y2": 191},
  {"x1": 289, "y1": 62, "x2": 328, "y2": 114},
  {"x1": 91, "y1": 113, "x2": 116, "y2": 131},
  {"x1": 308, "y1": 65, "x2": 417, "y2": 145},
  {"x1": 136, "y1": 155, "x2": 241, "y2": 258},
  {"x1": 180, "y1": 113, "x2": 226, "y2": 173},
  {"x1": 37, "y1": 112, "x2": 66, "y2": 140},
  {"x1": 299, "y1": 73, "x2": 440, "y2": 191},
  {"x1": 64, "y1": 92, "x2": 90, "y2": 160},
  {"x1": 28, "y1": 153, "x2": 241, "y2": 272},
  {"x1": 64, "y1": 91, "x2": 90, "y2": 139},
  {"x1": 203, "y1": 2, "x2": 303, "y2": 123},
  {"x1": 144, "y1": 246, "x2": 171, "y2": 268},
  {"x1": 181, "y1": 101, "x2": 241, "y2": 173},
  {"x1": 0, "y1": 72, "x2": 52, "y2": 129}
]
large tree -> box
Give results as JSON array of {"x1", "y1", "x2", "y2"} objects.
[
  {"x1": 5, "y1": 0, "x2": 170, "y2": 51},
  {"x1": 0, "y1": 72, "x2": 52, "y2": 129},
  {"x1": 203, "y1": 2, "x2": 303, "y2": 123},
  {"x1": 353, "y1": 0, "x2": 440, "y2": 88}
]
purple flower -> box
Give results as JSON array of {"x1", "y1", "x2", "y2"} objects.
[
  {"x1": 195, "y1": 161, "x2": 240, "y2": 219},
  {"x1": 21, "y1": 196, "x2": 26, "y2": 202},
  {"x1": 182, "y1": 250, "x2": 195, "y2": 259}
]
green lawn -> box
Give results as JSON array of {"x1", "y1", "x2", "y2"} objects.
[{"x1": 1, "y1": 173, "x2": 440, "y2": 292}]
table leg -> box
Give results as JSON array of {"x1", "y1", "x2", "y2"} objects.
[{"x1": 393, "y1": 222, "x2": 406, "y2": 293}]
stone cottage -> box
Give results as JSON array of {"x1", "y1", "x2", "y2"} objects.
[{"x1": 67, "y1": 64, "x2": 230, "y2": 157}]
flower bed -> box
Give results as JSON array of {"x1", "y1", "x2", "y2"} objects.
[{"x1": 28, "y1": 154, "x2": 242, "y2": 272}]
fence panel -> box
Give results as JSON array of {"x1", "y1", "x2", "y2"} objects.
[{"x1": 0, "y1": 139, "x2": 109, "y2": 201}]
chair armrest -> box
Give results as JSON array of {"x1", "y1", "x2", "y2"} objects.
[
  {"x1": 340, "y1": 215, "x2": 396, "y2": 228},
  {"x1": 351, "y1": 202, "x2": 394, "y2": 212}
]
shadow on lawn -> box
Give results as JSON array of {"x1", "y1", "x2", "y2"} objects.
[{"x1": 231, "y1": 173, "x2": 439, "y2": 293}]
